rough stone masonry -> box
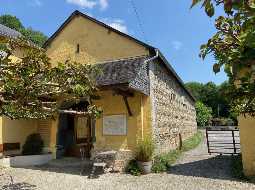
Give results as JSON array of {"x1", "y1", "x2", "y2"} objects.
[{"x1": 149, "y1": 60, "x2": 197, "y2": 154}]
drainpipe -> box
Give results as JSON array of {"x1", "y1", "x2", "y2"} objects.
[
  {"x1": 144, "y1": 49, "x2": 159, "y2": 64},
  {"x1": 141, "y1": 49, "x2": 159, "y2": 140}
]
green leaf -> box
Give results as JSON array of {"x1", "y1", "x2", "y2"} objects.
[
  {"x1": 224, "y1": 0, "x2": 233, "y2": 14},
  {"x1": 213, "y1": 63, "x2": 221, "y2": 73},
  {"x1": 205, "y1": 1, "x2": 215, "y2": 17},
  {"x1": 190, "y1": 0, "x2": 203, "y2": 8}
]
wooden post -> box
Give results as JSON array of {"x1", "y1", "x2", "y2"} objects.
[
  {"x1": 91, "y1": 117, "x2": 96, "y2": 143},
  {"x1": 122, "y1": 96, "x2": 133, "y2": 116},
  {"x1": 206, "y1": 128, "x2": 211, "y2": 154},
  {"x1": 232, "y1": 130, "x2": 236, "y2": 154},
  {"x1": 178, "y1": 133, "x2": 183, "y2": 150}
]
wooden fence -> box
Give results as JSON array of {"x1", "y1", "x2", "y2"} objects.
[{"x1": 206, "y1": 127, "x2": 240, "y2": 155}]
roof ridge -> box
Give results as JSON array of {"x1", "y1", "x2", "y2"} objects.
[
  {"x1": 95, "y1": 55, "x2": 149, "y2": 65},
  {"x1": 43, "y1": 10, "x2": 155, "y2": 50}
]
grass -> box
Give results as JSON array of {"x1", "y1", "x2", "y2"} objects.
[
  {"x1": 152, "y1": 131, "x2": 203, "y2": 173},
  {"x1": 182, "y1": 130, "x2": 204, "y2": 151}
]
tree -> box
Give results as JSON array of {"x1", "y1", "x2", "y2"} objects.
[
  {"x1": 0, "y1": 38, "x2": 101, "y2": 119},
  {"x1": 186, "y1": 81, "x2": 238, "y2": 124},
  {"x1": 195, "y1": 101, "x2": 212, "y2": 127},
  {"x1": 191, "y1": 0, "x2": 255, "y2": 116},
  {"x1": 20, "y1": 27, "x2": 48, "y2": 47},
  {"x1": 0, "y1": 14, "x2": 24, "y2": 31},
  {"x1": 186, "y1": 81, "x2": 218, "y2": 117},
  {"x1": 185, "y1": 82, "x2": 204, "y2": 100},
  {"x1": 200, "y1": 82, "x2": 219, "y2": 116},
  {"x1": 0, "y1": 15, "x2": 48, "y2": 47}
]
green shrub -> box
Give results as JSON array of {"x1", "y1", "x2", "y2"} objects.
[
  {"x1": 152, "y1": 131, "x2": 203, "y2": 173},
  {"x1": 126, "y1": 160, "x2": 141, "y2": 176},
  {"x1": 152, "y1": 155, "x2": 169, "y2": 173},
  {"x1": 152, "y1": 160, "x2": 167, "y2": 173},
  {"x1": 22, "y1": 133, "x2": 44, "y2": 155},
  {"x1": 152, "y1": 150, "x2": 181, "y2": 173},
  {"x1": 195, "y1": 101, "x2": 212, "y2": 127},
  {"x1": 136, "y1": 136, "x2": 155, "y2": 162}
]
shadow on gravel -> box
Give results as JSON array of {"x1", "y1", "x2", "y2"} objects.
[
  {"x1": 16, "y1": 162, "x2": 105, "y2": 179},
  {"x1": 168, "y1": 155, "x2": 237, "y2": 181},
  {"x1": 2, "y1": 182, "x2": 36, "y2": 190}
]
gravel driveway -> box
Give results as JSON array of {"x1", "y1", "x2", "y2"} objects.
[{"x1": 1, "y1": 132, "x2": 255, "y2": 190}]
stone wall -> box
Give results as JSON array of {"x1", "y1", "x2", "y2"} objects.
[
  {"x1": 149, "y1": 60, "x2": 197, "y2": 154},
  {"x1": 91, "y1": 149, "x2": 134, "y2": 172}
]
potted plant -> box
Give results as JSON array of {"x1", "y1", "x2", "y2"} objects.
[
  {"x1": 22, "y1": 133, "x2": 44, "y2": 155},
  {"x1": 136, "y1": 136, "x2": 155, "y2": 174}
]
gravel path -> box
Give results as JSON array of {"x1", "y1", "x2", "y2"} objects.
[{"x1": 0, "y1": 132, "x2": 255, "y2": 190}]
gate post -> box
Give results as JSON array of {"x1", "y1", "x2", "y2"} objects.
[
  {"x1": 232, "y1": 130, "x2": 237, "y2": 154},
  {"x1": 206, "y1": 128, "x2": 211, "y2": 154}
]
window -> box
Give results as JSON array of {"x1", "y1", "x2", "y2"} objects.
[{"x1": 76, "y1": 44, "x2": 80, "y2": 53}]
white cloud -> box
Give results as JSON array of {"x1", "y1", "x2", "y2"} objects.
[
  {"x1": 66, "y1": 0, "x2": 109, "y2": 10},
  {"x1": 171, "y1": 40, "x2": 183, "y2": 50},
  {"x1": 28, "y1": 0, "x2": 42, "y2": 7},
  {"x1": 34, "y1": 0, "x2": 42, "y2": 6},
  {"x1": 66, "y1": 0, "x2": 97, "y2": 9},
  {"x1": 103, "y1": 19, "x2": 128, "y2": 33},
  {"x1": 99, "y1": 0, "x2": 108, "y2": 10}
]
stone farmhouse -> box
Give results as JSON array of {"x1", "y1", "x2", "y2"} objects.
[{"x1": 0, "y1": 11, "x2": 197, "y2": 170}]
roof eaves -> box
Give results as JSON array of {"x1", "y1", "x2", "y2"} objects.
[
  {"x1": 156, "y1": 50, "x2": 196, "y2": 102},
  {"x1": 0, "y1": 24, "x2": 22, "y2": 39},
  {"x1": 43, "y1": 10, "x2": 155, "y2": 51}
]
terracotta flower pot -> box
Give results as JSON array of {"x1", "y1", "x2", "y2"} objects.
[{"x1": 137, "y1": 161, "x2": 152, "y2": 174}]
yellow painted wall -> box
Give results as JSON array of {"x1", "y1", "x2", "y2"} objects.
[
  {"x1": 0, "y1": 117, "x2": 2, "y2": 145},
  {"x1": 0, "y1": 13, "x2": 152, "y2": 157},
  {"x1": 44, "y1": 14, "x2": 152, "y2": 154},
  {"x1": 239, "y1": 116, "x2": 255, "y2": 176},
  {"x1": 140, "y1": 94, "x2": 152, "y2": 139},
  {"x1": 93, "y1": 90, "x2": 150, "y2": 152},
  {"x1": 45, "y1": 14, "x2": 149, "y2": 66},
  {"x1": 2, "y1": 117, "x2": 37, "y2": 153},
  {"x1": 49, "y1": 117, "x2": 58, "y2": 158}
]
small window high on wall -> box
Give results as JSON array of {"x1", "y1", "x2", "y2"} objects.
[{"x1": 76, "y1": 44, "x2": 80, "y2": 54}]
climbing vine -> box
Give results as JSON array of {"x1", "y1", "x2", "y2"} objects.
[{"x1": 0, "y1": 38, "x2": 101, "y2": 119}]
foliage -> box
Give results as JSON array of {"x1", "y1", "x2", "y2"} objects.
[
  {"x1": 211, "y1": 117, "x2": 235, "y2": 126},
  {"x1": 126, "y1": 160, "x2": 141, "y2": 176},
  {"x1": 136, "y1": 136, "x2": 155, "y2": 162},
  {"x1": 182, "y1": 130, "x2": 203, "y2": 151},
  {"x1": 20, "y1": 27, "x2": 48, "y2": 47},
  {"x1": 191, "y1": 0, "x2": 255, "y2": 116},
  {"x1": 0, "y1": 14, "x2": 48, "y2": 47},
  {"x1": 191, "y1": 0, "x2": 255, "y2": 18},
  {"x1": 0, "y1": 38, "x2": 101, "y2": 119},
  {"x1": 152, "y1": 150, "x2": 181, "y2": 173},
  {"x1": 152, "y1": 131, "x2": 203, "y2": 173},
  {"x1": 185, "y1": 82, "x2": 204, "y2": 101},
  {"x1": 0, "y1": 14, "x2": 24, "y2": 31},
  {"x1": 195, "y1": 101, "x2": 213, "y2": 127},
  {"x1": 186, "y1": 81, "x2": 233, "y2": 118},
  {"x1": 231, "y1": 154, "x2": 248, "y2": 180},
  {"x1": 22, "y1": 133, "x2": 44, "y2": 155}
]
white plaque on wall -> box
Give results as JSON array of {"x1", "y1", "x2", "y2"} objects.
[{"x1": 103, "y1": 115, "x2": 127, "y2": 135}]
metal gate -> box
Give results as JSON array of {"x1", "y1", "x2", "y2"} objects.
[{"x1": 206, "y1": 127, "x2": 240, "y2": 155}]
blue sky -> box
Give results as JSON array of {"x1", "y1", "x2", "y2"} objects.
[{"x1": 1, "y1": 0, "x2": 227, "y2": 84}]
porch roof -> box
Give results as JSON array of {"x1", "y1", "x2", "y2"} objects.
[
  {"x1": 0, "y1": 24, "x2": 22, "y2": 39},
  {"x1": 96, "y1": 56, "x2": 150, "y2": 95}
]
